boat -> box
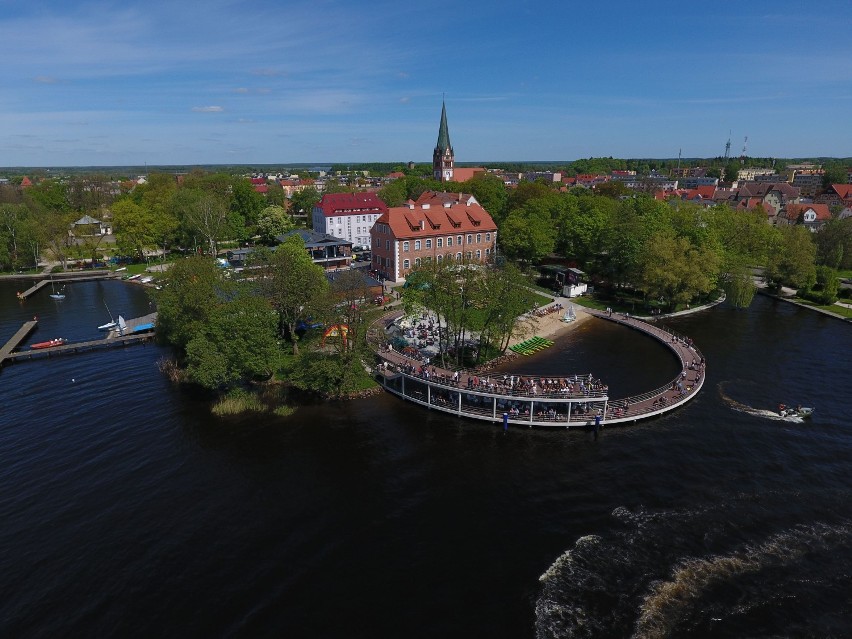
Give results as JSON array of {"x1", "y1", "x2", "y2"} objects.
[
  {"x1": 49, "y1": 276, "x2": 65, "y2": 300},
  {"x1": 31, "y1": 338, "x2": 66, "y2": 349},
  {"x1": 98, "y1": 300, "x2": 117, "y2": 331},
  {"x1": 778, "y1": 404, "x2": 815, "y2": 418}
]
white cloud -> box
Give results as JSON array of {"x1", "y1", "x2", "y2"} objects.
[{"x1": 192, "y1": 106, "x2": 224, "y2": 113}]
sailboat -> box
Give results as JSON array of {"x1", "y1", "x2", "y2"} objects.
[
  {"x1": 562, "y1": 303, "x2": 576, "y2": 323},
  {"x1": 49, "y1": 276, "x2": 65, "y2": 300},
  {"x1": 98, "y1": 300, "x2": 118, "y2": 331}
]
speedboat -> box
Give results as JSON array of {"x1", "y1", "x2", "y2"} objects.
[
  {"x1": 31, "y1": 338, "x2": 66, "y2": 349},
  {"x1": 778, "y1": 404, "x2": 814, "y2": 418}
]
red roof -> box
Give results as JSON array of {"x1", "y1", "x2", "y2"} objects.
[
  {"x1": 375, "y1": 191, "x2": 496, "y2": 240},
  {"x1": 786, "y1": 203, "x2": 832, "y2": 222},
  {"x1": 316, "y1": 192, "x2": 387, "y2": 217},
  {"x1": 387, "y1": 172, "x2": 405, "y2": 179},
  {"x1": 832, "y1": 184, "x2": 852, "y2": 199},
  {"x1": 20, "y1": 176, "x2": 32, "y2": 187}
]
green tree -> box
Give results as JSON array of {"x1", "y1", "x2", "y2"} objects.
[
  {"x1": 184, "y1": 194, "x2": 231, "y2": 256},
  {"x1": 155, "y1": 256, "x2": 232, "y2": 350},
  {"x1": 256, "y1": 205, "x2": 294, "y2": 244},
  {"x1": 377, "y1": 179, "x2": 408, "y2": 207},
  {"x1": 765, "y1": 225, "x2": 817, "y2": 290},
  {"x1": 231, "y1": 179, "x2": 265, "y2": 229},
  {"x1": 499, "y1": 202, "x2": 556, "y2": 263},
  {"x1": 289, "y1": 187, "x2": 321, "y2": 223},
  {"x1": 814, "y1": 218, "x2": 852, "y2": 270},
  {"x1": 113, "y1": 199, "x2": 177, "y2": 260},
  {"x1": 256, "y1": 235, "x2": 329, "y2": 354},
  {"x1": 184, "y1": 294, "x2": 279, "y2": 389},
  {"x1": 638, "y1": 230, "x2": 720, "y2": 311},
  {"x1": 466, "y1": 173, "x2": 508, "y2": 222}
]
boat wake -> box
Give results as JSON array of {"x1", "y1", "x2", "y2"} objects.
[
  {"x1": 716, "y1": 381, "x2": 804, "y2": 423},
  {"x1": 535, "y1": 502, "x2": 852, "y2": 638}
]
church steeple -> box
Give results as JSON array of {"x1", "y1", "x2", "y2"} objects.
[{"x1": 433, "y1": 100, "x2": 454, "y2": 182}]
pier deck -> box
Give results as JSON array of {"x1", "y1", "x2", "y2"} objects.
[
  {"x1": 0, "y1": 312, "x2": 158, "y2": 369},
  {"x1": 369, "y1": 307, "x2": 705, "y2": 429},
  {"x1": 0, "y1": 320, "x2": 39, "y2": 362},
  {"x1": 15, "y1": 273, "x2": 120, "y2": 299}
]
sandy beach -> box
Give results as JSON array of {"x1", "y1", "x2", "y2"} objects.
[{"x1": 507, "y1": 299, "x2": 592, "y2": 348}]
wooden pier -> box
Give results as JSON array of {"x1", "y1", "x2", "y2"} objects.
[
  {"x1": 0, "y1": 313, "x2": 157, "y2": 369},
  {"x1": 16, "y1": 272, "x2": 120, "y2": 299},
  {"x1": 0, "y1": 320, "x2": 39, "y2": 362}
]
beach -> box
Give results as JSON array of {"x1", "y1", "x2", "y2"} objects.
[{"x1": 507, "y1": 298, "x2": 592, "y2": 348}]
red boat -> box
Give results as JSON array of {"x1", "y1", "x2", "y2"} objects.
[{"x1": 31, "y1": 338, "x2": 66, "y2": 349}]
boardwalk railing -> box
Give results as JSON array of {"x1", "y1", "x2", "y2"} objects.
[{"x1": 368, "y1": 304, "x2": 706, "y2": 429}]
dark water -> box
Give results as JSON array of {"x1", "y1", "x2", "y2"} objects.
[{"x1": 1, "y1": 280, "x2": 850, "y2": 638}]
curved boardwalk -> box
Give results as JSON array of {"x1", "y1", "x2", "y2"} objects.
[{"x1": 368, "y1": 306, "x2": 705, "y2": 429}]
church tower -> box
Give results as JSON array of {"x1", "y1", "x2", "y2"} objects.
[{"x1": 433, "y1": 100, "x2": 454, "y2": 182}]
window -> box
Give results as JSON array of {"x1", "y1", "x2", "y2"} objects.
[
  {"x1": 414, "y1": 240, "x2": 421, "y2": 250},
  {"x1": 458, "y1": 235, "x2": 463, "y2": 246},
  {"x1": 485, "y1": 248, "x2": 490, "y2": 256},
  {"x1": 385, "y1": 240, "x2": 390, "y2": 250},
  {"x1": 403, "y1": 241, "x2": 409, "y2": 252},
  {"x1": 467, "y1": 234, "x2": 472, "y2": 244},
  {"x1": 426, "y1": 239, "x2": 432, "y2": 249},
  {"x1": 466, "y1": 251, "x2": 472, "y2": 260},
  {"x1": 457, "y1": 252, "x2": 462, "y2": 261},
  {"x1": 437, "y1": 238, "x2": 443, "y2": 248},
  {"x1": 403, "y1": 259, "x2": 410, "y2": 269},
  {"x1": 415, "y1": 257, "x2": 421, "y2": 267},
  {"x1": 476, "y1": 233, "x2": 481, "y2": 243},
  {"x1": 425, "y1": 256, "x2": 432, "y2": 264},
  {"x1": 447, "y1": 236, "x2": 453, "y2": 247},
  {"x1": 437, "y1": 254, "x2": 443, "y2": 263},
  {"x1": 476, "y1": 250, "x2": 481, "y2": 259},
  {"x1": 486, "y1": 232, "x2": 491, "y2": 242}
]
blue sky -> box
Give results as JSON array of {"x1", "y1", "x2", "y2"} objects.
[{"x1": 1, "y1": 0, "x2": 851, "y2": 167}]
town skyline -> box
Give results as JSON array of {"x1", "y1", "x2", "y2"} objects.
[{"x1": 2, "y1": 0, "x2": 851, "y2": 167}]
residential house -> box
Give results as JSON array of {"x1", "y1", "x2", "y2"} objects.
[{"x1": 781, "y1": 203, "x2": 832, "y2": 231}]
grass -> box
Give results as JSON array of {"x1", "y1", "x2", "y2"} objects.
[
  {"x1": 211, "y1": 389, "x2": 265, "y2": 415},
  {"x1": 793, "y1": 298, "x2": 852, "y2": 319}
]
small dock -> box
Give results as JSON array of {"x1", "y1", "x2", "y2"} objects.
[
  {"x1": 16, "y1": 281, "x2": 50, "y2": 299},
  {"x1": 109, "y1": 312, "x2": 157, "y2": 337},
  {"x1": 1, "y1": 332, "x2": 155, "y2": 364},
  {"x1": 0, "y1": 320, "x2": 39, "y2": 362},
  {"x1": 0, "y1": 312, "x2": 158, "y2": 370},
  {"x1": 16, "y1": 272, "x2": 121, "y2": 299}
]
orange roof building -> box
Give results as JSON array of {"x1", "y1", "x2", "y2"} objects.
[{"x1": 370, "y1": 191, "x2": 498, "y2": 283}]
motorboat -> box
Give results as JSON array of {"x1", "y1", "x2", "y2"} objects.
[
  {"x1": 31, "y1": 338, "x2": 66, "y2": 349},
  {"x1": 778, "y1": 404, "x2": 814, "y2": 418}
]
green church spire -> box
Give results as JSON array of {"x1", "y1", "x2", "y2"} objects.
[{"x1": 435, "y1": 100, "x2": 452, "y2": 152}]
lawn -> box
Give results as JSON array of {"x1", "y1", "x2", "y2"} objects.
[{"x1": 793, "y1": 298, "x2": 852, "y2": 319}]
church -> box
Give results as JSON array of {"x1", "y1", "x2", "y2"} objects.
[
  {"x1": 432, "y1": 101, "x2": 485, "y2": 183},
  {"x1": 369, "y1": 102, "x2": 497, "y2": 283}
]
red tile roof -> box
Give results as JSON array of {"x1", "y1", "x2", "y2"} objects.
[
  {"x1": 375, "y1": 191, "x2": 496, "y2": 240},
  {"x1": 316, "y1": 192, "x2": 387, "y2": 217},
  {"x1": 786, "y1": 203, "x2": 832, "y2": 222},
  {"x1": 832, "y1": 184, "x2": 852, "y2": 199}
]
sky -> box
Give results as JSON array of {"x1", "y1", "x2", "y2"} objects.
[{"x1": 1, "y1": 0, "x2": 851, "y2": 167}]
